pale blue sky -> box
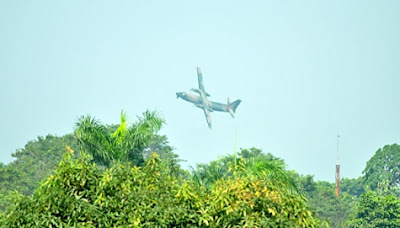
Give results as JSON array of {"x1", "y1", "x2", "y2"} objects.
[{"x1": 0, "y1": 1, "x2": 399, "y2": 181}]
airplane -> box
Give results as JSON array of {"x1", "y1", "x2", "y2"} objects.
[{"x1": 176, "y1": 67, "x2": 241, "y2": 128}]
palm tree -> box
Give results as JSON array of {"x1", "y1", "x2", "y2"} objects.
[
  {"x1": 191, "y1": 161, "x2": 228, "y2": 187},
  {"x1": 243, "y1": 155, "x2": 304, "y2": 195},
  {"x1": 74, "y1": 110, "x2": 164, "y2": 167},
  {"x1": 191, "y1": 148, "x2": 304, "y2": 195}
]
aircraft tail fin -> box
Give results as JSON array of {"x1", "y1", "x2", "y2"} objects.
[{"x1": 227, "y1": 99, "x2": 241, "y2": 118}]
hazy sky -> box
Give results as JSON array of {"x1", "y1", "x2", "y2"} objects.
[{"x1": 1, "y1": 1, "x2": 399, "y2": 181}]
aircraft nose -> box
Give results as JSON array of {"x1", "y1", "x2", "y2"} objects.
[{"x1": 176, "y1": 92, "x2": 182, "y2": 98}]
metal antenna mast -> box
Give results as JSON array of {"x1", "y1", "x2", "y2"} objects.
[{"x1": 335, "y1": 135, "x2": 340, "y2": 197}]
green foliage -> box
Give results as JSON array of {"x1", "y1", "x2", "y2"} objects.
[
  {"x1": 206, "y1": 175, "x2": 323, "y2": 227},
  {"x1": 190, "y1": 148, "x2": 326, "y2": 226},
  {"x1": 192, "y1": 147, "x2": 300, "y2": 193},
  {"x1": 3, "y1": 109, "x2": 400, "y2": 227},
  {"x1": 0, "y1": 134, "x2": 78, "y2": 210},
  {"x1": 0, "y1": 111, "x2": 177, "y2": 212},
  {"x1": 295, "y1": 175, "x2": 357, "y2": 227},
  {"x1": 309, "y1": 181, "x2": 354, "y2": 227},
  {"x1": 1, "y1": 151, "x2": 324, "y2": 227},
  {"x1": 340, "y1": 177, "x2": 365, "y2": 198},
  {"x1": 363, "y1": 144, "x2": 400, "y2": 190},
  {"x1": 143, "y1": 134, "x2": 186, "y2": 177},
  {"x1": 347, "y1": 190, "x2": 400, "y2": 227},
  {"x1": 75, "y1": 110, "x2": 164, "y2": 167}
]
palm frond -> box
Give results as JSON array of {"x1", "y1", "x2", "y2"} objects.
[
  {"x1": 74, "y1": 110, "x2": 165, "y2": 167},
  {"x1": 132, "y1": 110, "x2": 164, "y2": 147},
  {"x1": 74, "y1": 115, "x2": 114, "y2": 165},
  {"x1": 111, "y1": 110, "x2": 128, "y2": 141},
  {"x1": 244, "y1": 156, "x2": 305, "y2": 196}
]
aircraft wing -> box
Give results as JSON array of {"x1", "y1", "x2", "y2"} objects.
[
  {"x1": 202, "y1": 107, "x2": 212, "y2": 128},
  {"x1": 197, "y1": 67, "x2": 210, "y2": 96}
]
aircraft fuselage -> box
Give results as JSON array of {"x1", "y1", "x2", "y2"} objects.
[{"x1": 176, "y1": 92, "x2": 231, "y2": 112}]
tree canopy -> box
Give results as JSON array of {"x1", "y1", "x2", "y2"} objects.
[
  {"x1": 191, "y1": 147, "x2": 302, "y2": 195},
  {"x1": 0, "y1": 111, "x2": 175, "y2": 211},
  {"x1": 347, "y1": 190, "x2": 400, "y2": 227},
  {"x1": 1, "y1": 151, "x2": 324, "y2": 227},
  {"x1": 363, "y1": 144, "x2": 400, "y2": 190},
  {"x1": 0, "y1": 134, "x2": 78, "y2": 210},
  {"x1": 75, "y1": 110, "x2": 164, "y2": 167}
]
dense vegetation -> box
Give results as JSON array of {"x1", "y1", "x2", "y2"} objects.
[
  {"x1": 0, "y1": 134, "x2": 79, "y2": 210},
  {"x1": 0, "y1": 110, "x2": 399, "y2": 227}
]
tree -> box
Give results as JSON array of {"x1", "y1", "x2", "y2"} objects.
[
  {"x1": 341, "y1": 177, "x2": 365, "y2": 198},
  {"x1": 363, "y1": 144, "x2": 400, "y2": 190},
  {"x1": 74, "y1": 110, "x2": 164, "y2": 167},
  {"x1": 293, "y1": 174, "x2": 359, "y2": 227},
  {"x1": 347, "y1": 190, "x2": 400, "y2": 227},
  {"x1": 0, "y1": 134, "x2": 79, "y2": 210},
  {"x1": 1, "y1": 150, "x2": 325, "y2": 227},
  {"x1": 1, "y1": 111, "x2": 178, "y2": 212},
  {"x1": 192, "y1": 148, "x2": 304, "y2": 196},
  {"x1": 143, "y1": 134, "x2": 186, "y2": 176},
  {"x1": 308, "y1": 181, "x2": 355, "y2": 227}
]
